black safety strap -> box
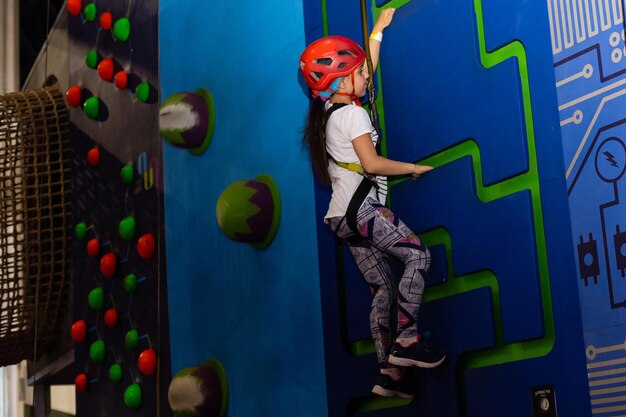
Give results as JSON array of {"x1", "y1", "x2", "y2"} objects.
[
  {"x1": 323, "y1": 103, "x2": 377, "y2": 237},
  {"x1": 324, "y1": 102, "x2": 349, "y2": 124},
  {"x1": 345, "y1": 175, "x2": 375, "y2": 233}
]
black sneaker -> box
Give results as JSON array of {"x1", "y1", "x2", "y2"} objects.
[
  {"x1": 388, "y1": 342, "x2": 446, "y2": 368},
  {"x1": 371, "y1": 373, "x2": 415, "y2": 399}
]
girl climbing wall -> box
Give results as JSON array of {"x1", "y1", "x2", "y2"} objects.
[{"x1": 299, "y1": 8, "x2": 445, "y2": 399}]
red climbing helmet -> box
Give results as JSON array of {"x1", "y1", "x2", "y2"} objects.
[{"x1": 299, "y1": 35, "x2": 366, "y2": 95}]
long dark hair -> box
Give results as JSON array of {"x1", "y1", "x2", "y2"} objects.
[{"x1": 303, "y1": 97, "x2": 331, "y2": 184}]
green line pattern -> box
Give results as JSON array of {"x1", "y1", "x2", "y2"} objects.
[{"x1": 338, "y1": 0, "x2": 556, "y2": 412}]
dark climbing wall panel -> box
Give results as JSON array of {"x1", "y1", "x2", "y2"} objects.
[{"x1": 67, "y1": 0, "x2": 171, "y2": 416}]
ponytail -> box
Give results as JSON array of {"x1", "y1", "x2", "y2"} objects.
[{"x1": 303, "y1": 97, "x2": 331, "y2": 184}]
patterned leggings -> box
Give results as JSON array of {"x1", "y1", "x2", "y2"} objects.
[{"x1": 329, "y1": 197, "x2": 431, "y2": 368}]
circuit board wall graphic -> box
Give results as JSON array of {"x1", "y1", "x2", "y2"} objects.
[
  {"x1": 549, "y1": 0, "x2": 626, "y2": 414},
  {"x1": 309, "y1": 0, "x2": 591, "y2": 415}
]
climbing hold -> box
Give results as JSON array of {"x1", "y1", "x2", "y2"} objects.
[
  {"x1": 71, "y1": 319, "x2": 87, "y2": 343},
  {"x1": 114, "y1": 70, "x2": 128, "y2": 90},
  {"x1": 75, "y1": 373, "x2": 88, "y2": 392},
  {"x1": 67, "y1": 0, "x2": 81, "y2": 16},
  {"x1": 85, "y1": 50, "x2": 99, "y2": 69},
  {"x1": 86, "y1": 238, "x2": 99, "y2": 257},
  {"x1": 136, "y1": 233, "x2": 155, "y2": 259},
  {"x1": 160, "y1": 89, "x2": 216, "y2": 155},
  {"x1": 216, "y1": 175, "x2": 281, "y2": 249},
  {"x1": 113, "y1": 17, "x2": 131, "y2": 42},
  {"x1": 100, "y1": 252, "x2": 117, "y2": 278},
  {"x1": 83, "y1": 96, "x2": 100, "y2": 120},
  {"x1": 88, "y1": 287, "x2": 104, "y2": 310},
  {"x1": 100, "y1": 11, "x2": 112, "y2": 30},
  {"x1": 65, "y1": 85, "x2": 81, "y2": 108},
  {"x1": 109, "y1": 363, "x2": 122, "y2": 382},
  {"x1": 138, "y1": 348, "x2": 157, "y2": 376},
  {"x1": 124, "y1": 383, "x2": 142, "y2": 409},
  {"x1": 75, "y1": 222, "x2": 87, "y2": 240},
  {"x1": 125, "y1": 329, "x2": 139, "y2": 349},
  {"x1": 168, "y1": 360, "x2": 228, "y2": 417},
  {"x1": 123, "y1": 273, "x2": 137, "y2": 293},
  {"x1": 119, "y1": 216, "x2": 136, "y2": 240},
  {"x1": 121, "y1": 164, "x2": 134, "y2": 184},
  {"x1": 87, "y1": 146, "x2": 100, "y2": 167},
  {"x1": 104, "y1": 307, "x2": 118, "y2": 328},
  {"x1": 89, "y1": 339, "x2": 106, "y2": 363},
  {"x1": 83, "y1": 3, "x2": 96, "y2": 21},
  {"x1": 135, "y1": 82, "x2": 150, "y2": 102},
  {"x1": 97, "y1": 58, "x2": 114, "y2": 82}
]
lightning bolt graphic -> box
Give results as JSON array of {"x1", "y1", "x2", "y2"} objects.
[{"x1": 604, "y1": 151, "x2": 619, "y2": 167}]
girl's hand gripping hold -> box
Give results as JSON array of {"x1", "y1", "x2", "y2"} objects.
[{"x1": 411, "y1": 164, "x2": 434, "y2": 179}]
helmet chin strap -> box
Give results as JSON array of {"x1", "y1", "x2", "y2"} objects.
[{"x1": 334, "y1": 72, "x2": 362, "y2": 106}]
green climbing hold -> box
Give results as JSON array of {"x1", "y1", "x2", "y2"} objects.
[
  {"x1": 84, "y1": 3, "x2": 96, "y2": 21},
  {"x1": 88, "y1": 287, "x2": 104, "y2": 310},
  {"x1": 123, "y1": 273, "x2": 137, "y2": 293},
  {"x1": 119, "y1": 216, "x2": 136, "y2": 240},
  {"x1": 85, "y1": 50, "x2": 99, "y2": 69},
  {"x1": 135, "y1": 82, "x2": 150, "y2": 102},
  {"x1": 125, "y1": 329, "x2": 139, "y2": 349},
  {"x1": 83, "y1": 96, "x2": 100, "y2": 120},
  {"x1": 75, "y1": 222, "x2": 87, "y2": 240},
  {"x1": 89, "y1": 339, "x2": 105, "y2": 363},
  {"x1": 124, "y1": 383, "x2": 142, "y2": 409},
  {"x1": 113, "y1": 17, "x2": 131, "y2": 42},
  {"x1": 109, "y1": 363, "x2": 122, "y2": 382},
  {"x1": 121, "y1": 164, "x2": 134, "y2": 184}
]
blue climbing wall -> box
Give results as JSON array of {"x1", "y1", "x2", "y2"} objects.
[
  {"x1": 308, "y1": 0, "x2": 592, "y2": 416},
  {"x1": 548, "y1": 0, "x2": 626, "y2": 415},
  {"x1": 158, "y1": 0, "x2": 604, "y2": 415},
  {"x1": 159, "y1": 0, "x2": 328, "y2": 416}
]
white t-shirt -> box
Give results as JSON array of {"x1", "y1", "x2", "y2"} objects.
[{"x1": 324, "y1": 101, "x2": 387, "y2": 220}]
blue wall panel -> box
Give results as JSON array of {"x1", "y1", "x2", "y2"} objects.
[
  {"x1": 384, "y1": 1, "x2": 528, "y2": 187},
  {"x1": 160, "y1": 1, "x2": 328, "y2": 416},
  {"x1": 549, "y1": 0, "x2": 626, "y2": 414},
  {"x1": 307, "y1": 0, "x2": 591, "y2": 415},
  {"x1": 393, "y1": 157, "x2": 542, "y2": 344},
  {"x1": 156, "y1": 0, "x2": 602, "y2": 414}
]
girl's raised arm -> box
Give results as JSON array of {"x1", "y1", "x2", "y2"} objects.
[{"x1": 369, "y1": 8, "x2": 395, "y2": 72}]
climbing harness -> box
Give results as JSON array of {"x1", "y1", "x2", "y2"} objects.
[
  {"x1": 323, "y1": 0, "x2": 387, "y2": 236},
  {"x1": 308, "y1": 2, "x2": 388, "y2": 237},
  {"x1": 324, "y1": 102, "x2": 379, "y2": 236}
]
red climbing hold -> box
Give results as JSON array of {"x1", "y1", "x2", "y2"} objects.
[
  {"x1": 104, "y1": 307, "x2": 118, "y2": 328},
  {"x1": 100, "y1": 252, "x2": 117, "y2": 278},
  {"x1": 65, "y1": 85, "x2": 81, "y2": 108},
  {"x1": 100, "y1": 11, "x2": 112, "y2": 30},
  {"x1": 136, "y1": 233, "x2": 155, "y2": 259},
  {"x1": 114, "y1": 71, "x2": 128, "y2": 90},
  {"x1": 71, "y1": 319, "x2": 87, "y2": 343},
  {"x1": 86, "y1": 238, "x2": 99, "y2": 257},
  {"x1": 67, "y1": 0, "x2": 81, "y2": 16},
  {"x1": 75, "y1": 373, "x2": 88, "y2": 392},
  {"x1": 87, "y1": 147, "x2": 100, "y2": 167},
  {"x1": 138, "y1": 348, "x2": 157, "y2": 376},
  {"x1": 98, "y1": 58, "x2": 114, "y2": 82}
]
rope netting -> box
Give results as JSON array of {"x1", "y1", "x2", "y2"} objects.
[{"x1": 0, "y1": 85, "x2": 71, "y2": 366}]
